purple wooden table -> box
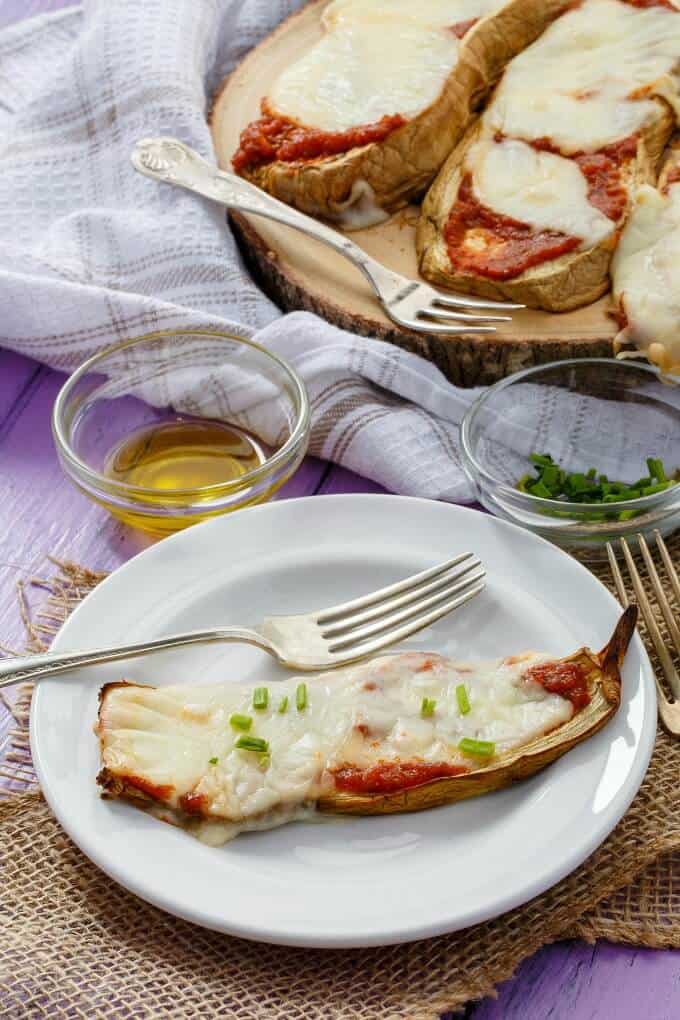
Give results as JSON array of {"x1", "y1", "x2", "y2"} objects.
[
  {"x1": 3, "y1": 347, "x2": 680, "y2": 1020},
  {"x1": 1, "y1": 4, "x2": 679, "y2": 1018}
]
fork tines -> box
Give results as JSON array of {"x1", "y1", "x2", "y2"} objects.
[
  {"x1": 607, "y1": 531, "x2": 680, "y2": 724},
  {"x1": 317, "y1": 552, "x2": 485, "y2": 658},
  {"x1": 386, "y1": 281, "x2": 525, "y2": 336}
]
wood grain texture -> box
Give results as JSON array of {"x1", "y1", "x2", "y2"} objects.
[{"x1": 211, "y1": 3, "x2": 618, "y2": 387}]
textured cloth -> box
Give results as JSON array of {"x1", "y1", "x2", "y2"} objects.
[
  {"x1": 2, "y1": 539, "x2": 680, "y2": 1018},
  {"x1": 3, "y1": 2, "x2": 672, "y2": 502},
  {"x1": 0, "y1": 0, "x2": 485, "y2": 504}
]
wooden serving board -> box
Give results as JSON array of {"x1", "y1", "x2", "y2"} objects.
[{"x1": 210, "y1": 1, "x2": 616, "y2": 387}]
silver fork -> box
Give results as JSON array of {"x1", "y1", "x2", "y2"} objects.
[
  {"x1": 607, "y1": 531, "x2": 680, "y2": 733},
  {"x1": 0, "y1": 552, "x2": 485, "y2": 686},
  {"x1": 131, "y1": 137, "x2": 522, "y2": 336}
]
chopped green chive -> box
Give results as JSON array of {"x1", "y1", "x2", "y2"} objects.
[
  {"x1": 642, "y1": 481, "x2": 673, "y2": 496},
  {"x1": 208, "y1": 757, "x2": 219, "y2": 765},
  {"x1": 517, "y1": 452, "x2": 677, "y2": 513},
  {"x1": 229, "y1": 713, "x2": 252, "y2": 732},
  {"x1": 456, "y1": 684, "x2": 471, "y2": 716},
  {"x1": 529, "y1": 480, "x2": 553, "y2": 499},
  {"x1": 235, "y1": 735, "x2": 269, "y2": 754},
  {"x1": 459, "y1": 737, "x2": 495, "y2": 759},
  {"x1": 296, "y1": 683, "x2": 308, "y2": 711},
  {"x1": 647, "y1": 457, "x2": 667, "y2": 483},
  {"x1": 603, "y1": 491, "x2": 641, "y2": 503},
  {"x1": 421, "y1": 696, "x2": 436, "y2": 718},
  {"x1": 253, "y1": 687, "x2": 269, "y2": 711},
  {"x1": 277, "y1": 695, "x2": 289, "y2": 714}
]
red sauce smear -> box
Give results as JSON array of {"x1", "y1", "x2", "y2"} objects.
[
  {"x1": 445, "y1": 135, "x2": 637, "y2": 278},
  {"x1": 450, "y1": 17, "x2": 479, "y2": 37},
  {"x1": 619, "y1": 0, "x2": 676, "y2": 10},
  {"x1": 232, "y1": 103, "x2": 406, "y2": 173},
  {"x1": 611, "y1": 302, "x2": 629, "y2": 330},
  {"x1": 179, "y1": 791, "x2": 209, "y2": 816},
  {"x1": 528, "y1": 135, "x2": 636, "y2": 222},
  {"x1": 123, "y1": 775, "x2": 174, "y2": 802},
  {"x1": 524, "y1": 661, "x2": 590, "y2": 709},
  {"x1": 574, "y1": 151, "x2": 629, "y2": 221},
  {"x1": 333, "y1": 761, "x2": 469, "y2": 794},
  {"x1": 444, "y1": 173, "x2": 580, "y2": 280},
  {"x1": 663, "y1": 165, "x2": 680, "y2": 193}
]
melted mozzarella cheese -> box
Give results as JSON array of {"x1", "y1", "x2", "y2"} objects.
[
  {"x1": 611, "y1": 181, "x2": 680, "y2": 374},
  {"x1": 467, "y1": 138, "x2": 616, "y2": 248},
  {"x1": 485, "y1": 0, "x2": 680, "y2": 153},
  {"x1": 268, "y1": 0, "x2": 502, "y2": 132},
  {"x1": 98, "y1": 649, "x2": 574, "y2": 845},
  {"x1": 328, "y1": 0, "x2": 500, "y2": 28}
]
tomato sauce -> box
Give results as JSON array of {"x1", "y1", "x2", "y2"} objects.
[
  {"x1": 573, "y1": 152, "x2": 629, "y2": 221},
  {"x1": 232, "y1": 104, "x2": 406, "y2": 173},
  {"x1": 123, "y1": 774, "x2": 174, "y2": 802},
  {"x1": 449, "y1": 18, "x2": 479, "y2": 37},
  {"x1": 333, "y1": 761, "x2": 469, "y2": 794},
  {"x1": 444, "y1": 173, "x2": 580, "y2": 280},
  {"x1": 610, "y1": 302, "x2": 629, "y2": 330},
  {"x1": 524, "y1": 661, "x2": 590, "y2": 709},
  {"x1": 179, "y1": 791, "x2": 209, "y2": 816},
  {"x1": 663, "y1": 165, "x2": 680, "y2": 193},
  {"x1": 574, "y1": 137, "x2": 637, "y2": 221},
  {"x1": 526, "y1": 135, "x2": 635, "y2": 222},
  {"x1": 447, "y1": 134, "x2": 635, "y2": 278}
]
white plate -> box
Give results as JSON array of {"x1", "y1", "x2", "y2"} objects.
[{"x1": 31, "y1": 496, "x2": 655, "y2": 948}]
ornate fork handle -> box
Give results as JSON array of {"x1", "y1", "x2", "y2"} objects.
[
  {"x1": 0, "y1": 627, "x2": 275, "y2": 689},
  {"x1": 131, "y1": 136, "x2": 409, "y2": 305}
]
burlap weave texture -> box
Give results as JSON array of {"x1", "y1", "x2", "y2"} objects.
[{"x1": 2, "y1": 539, "x2": 679, "y2": 1018}]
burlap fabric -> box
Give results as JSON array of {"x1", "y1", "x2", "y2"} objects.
[{"x1": 2, "y1": 541, "x2": 679, "y2": 1019}]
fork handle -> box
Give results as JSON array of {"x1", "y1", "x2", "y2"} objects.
[
  {"x1": 131, "y1": 136, "x2": 406, "y2": 304},
  {"x1": 0, "y1": 626, "x2": 274, "y2": 689}
]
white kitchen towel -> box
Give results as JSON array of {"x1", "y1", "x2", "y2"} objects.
[
  {"x1": 0, "y1": 0, "x2": 489, "y2": 503},
  {"x1": 3, "y1": 0, "x2": 657, "y2": 507}
]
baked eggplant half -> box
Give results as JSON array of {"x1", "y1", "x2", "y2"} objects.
[
  {"x1": 611, "y1": 146, "x2": 680, "y2": 375},
  {"x1": 96, "y1": 607, "x2": 637, "y2": 845},
  {"x1": 417, "y1": 0, "x2": 680, "y2": 310},
  {"x1": 226, "y1": 0, "x2": 570, "y2": 228}
]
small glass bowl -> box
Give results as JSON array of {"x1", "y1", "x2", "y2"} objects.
[
  {"x1": 461, "y1": 359, "x2": 680, "y2": 557},
  {"x1": 53, "y1": 329, "x2": 310, "y2": 536}
]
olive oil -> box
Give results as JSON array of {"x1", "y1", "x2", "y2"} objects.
[{"x1": 102, "y1": 418, "x2": 268, "y2": 534}]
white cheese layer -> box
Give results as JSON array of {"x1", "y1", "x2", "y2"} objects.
[
  {"x1": 611, "y1": 181, "x2": 680, "y2": 373},
  {"x1": 98, "y1": 649, "x2": 574, "y2": 845},
  {"x1": 268, "y1": 0, "x2": 502, "y2": 132},
  {"x1": 467, "y1": 138, "x2": 617, "y2": 248},
  {"x1": 485, "y1": 0, "x2": 680, "y2": 153}
]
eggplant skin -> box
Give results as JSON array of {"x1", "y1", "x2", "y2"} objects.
[
  {"x1": 417, "y1": 95, "x2": 675, "y2": 310},
  {"x1": 319, "y1": 607, "x2": 637, "y2": 817},
  {"x1": 228, "y1": 0, "x2": 571, "y2": 225}
]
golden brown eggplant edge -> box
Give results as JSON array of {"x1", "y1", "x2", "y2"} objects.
[{"x1": 318, "y1": 605, "x2": 638, "y2": 817}]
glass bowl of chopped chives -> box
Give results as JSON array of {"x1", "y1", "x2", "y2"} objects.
[{"x1": 460, "y1": 359, "x2": 680, "y2": 557}]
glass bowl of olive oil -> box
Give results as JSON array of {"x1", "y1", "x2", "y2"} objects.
[{"x1": 52, "y1": 329, "x2": 310, "y2": 535}]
